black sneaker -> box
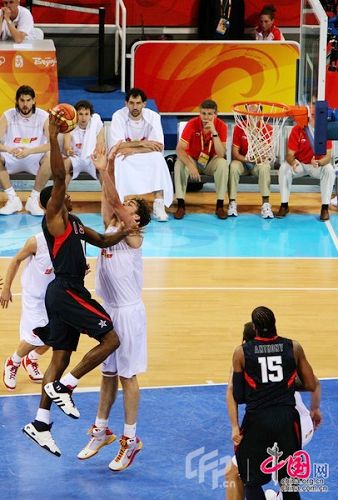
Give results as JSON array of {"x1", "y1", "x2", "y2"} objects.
[
  {"x1": 44, "y1": 381, "x2": 80, "y2": 419},
  {"x1": 23, "y1": 421, "x2": 61, "y2": 456}
]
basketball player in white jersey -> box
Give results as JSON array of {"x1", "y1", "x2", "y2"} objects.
[
  {"x1": 77, "y1": 147, "x2": 151, "y2": 471},
  {"x1": 63, "y1": 100, "x2": 105, "y2": 187},
  {"x1": 1, "y1": 232, "x2": 54, "y2": 390},
  {"x1": 0, "y1": 85, "x2": 50, "y2": 216},
  {"x1": 225, "y1": 322, "x2": 322, "y2": 500}
]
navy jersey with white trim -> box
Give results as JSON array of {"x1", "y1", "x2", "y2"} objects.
[
  {"x1": 243, "y1": 336, "x2": 296, "y2": 411},
  {"x1": 42, "y1": 213, "x2": 87, "y2": 279}
]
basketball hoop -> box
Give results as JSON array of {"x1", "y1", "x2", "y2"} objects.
[{"x1": 232, "y1": 101, "x2": 308, "y2": 164}]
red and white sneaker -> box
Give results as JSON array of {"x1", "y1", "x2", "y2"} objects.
[
  {"x1": 22, "y1": 355, "x2": 44, "y2": 383},
  {"x1": 77, "y1": 425, "x2": 116, "y2": 460},
  {"x1": 108, "y1": 435, "x2": 142, "y2": 471},
  {"x1": 3, "y1": 357, "x2": 20, "y2": 391}
]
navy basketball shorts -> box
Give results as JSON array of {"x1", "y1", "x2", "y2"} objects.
[
  {"x1": 42, "y1": 277, "x2": 114, "y2": 351},
  {"x1": 235, "y1": 405, "x2": 301, "y2": 487}
]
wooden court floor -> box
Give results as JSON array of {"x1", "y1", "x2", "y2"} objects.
[{"x1": 0, "y1": 191, "x2": 337, "y2": 396}]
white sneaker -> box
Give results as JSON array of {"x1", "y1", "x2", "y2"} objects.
[
  {"x1": 228, "y1": 200, "x2": 238, "y2": 217},
  {"x1": 108, "y1": 435, "x2": 142, "y2": 471},
  {"x1": 25, "y1": 195, "x2": 44, "y2": 216},
  {"x1": 261, "y1": 202, "x2": 274, "y2": 219},
  {"x1": 23, "y1": 421, "x2": 61, "y2": 457},
  {"x1": 0, "y1": 196, "x2": 23, "y2": 215},
  {"x1": 153, "y1": 199, "x2": 169, "y2": 222},
  {"x1": 3, "y1": 357, "x2": 20, "y2": 391},
  {"x1": 330, "y1": 196, "x2": 337, "y2": 207},
  {"x1": 21, "y1": 355, "x2": 44, "y2": 383},
  {"x1": 44, "y1": 380, "x2": 80, "y2": 419},
  {"x1": 77, "y1": 425, "x2": 116, "y2": 460}
]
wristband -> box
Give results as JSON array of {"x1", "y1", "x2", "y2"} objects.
[
  {"x1": 212, "y1": 133, "x2": 218, "y2": 137},
  {"x1": 7, "y1": 20, "x2": 13, "y2": 26}
]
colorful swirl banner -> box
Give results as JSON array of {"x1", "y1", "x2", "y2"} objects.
[
  {"x1": 0, "y1": 48, "x2": 58, "y2": 114},
  {"x1": 132, "y1": 42, "x2": 300, "y2": 113}
]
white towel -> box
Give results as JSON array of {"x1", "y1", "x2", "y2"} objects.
[{"x1": 80, "y1": 113, "x2": 103, "y2": 160}]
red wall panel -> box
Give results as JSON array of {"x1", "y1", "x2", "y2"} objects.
[{"x1": 30, "y1": 0, "x2": 301, "y2": 27}]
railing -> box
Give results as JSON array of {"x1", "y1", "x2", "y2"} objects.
[{"x1": 26, "y1": 0, "x2": 127, "y2": 92}]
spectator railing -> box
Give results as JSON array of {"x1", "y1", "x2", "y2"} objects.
[{"x1": 27, "y1": 0, "x2": 127, "y2": 92}]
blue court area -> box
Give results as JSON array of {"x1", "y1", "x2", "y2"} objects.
[
  {"x1": 1, "y1": 381, "x2": 337, "y2": 500},
  {"x1": 0, "y1": 212, "x2": 337, "y2": 258}
]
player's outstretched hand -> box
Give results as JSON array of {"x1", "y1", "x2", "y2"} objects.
[
  {"x1": 48, "y1": 111, "x2": 62, "y2": 136},
  {"x1": 91, "y1": 149, "x2": 108, "y2": 172},
  {"x1": 311, "y1": 408, "x2": 322, "y2": 430},
  {"x1": 0, "y1": 286, "x2": 12, "y2": 309}
]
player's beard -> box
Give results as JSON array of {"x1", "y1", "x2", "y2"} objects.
[
  {"x1": 19, "y1": 106, "x2": 33, "y2": 116},
  {"x1": 130, "y1": 109, "x2": 141, "y2": 118}
]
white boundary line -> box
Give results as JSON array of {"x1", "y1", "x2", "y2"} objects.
[
  {"x1": 9, "y1": 286, "x2": 338, "y2": 298},
  {"x1": 1, "y1": 377, "x2": 336, "y2": 398},
  {"x1": 0, "y1": 255, "x2": 337, "y2": 260},
  {"x1": 325, "y1": 220, "x2": 338, "y2": 252}
]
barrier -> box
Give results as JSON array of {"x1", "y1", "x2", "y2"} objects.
[{"x1": 0, "y1": 39, "x2": 58, "y2": 113}]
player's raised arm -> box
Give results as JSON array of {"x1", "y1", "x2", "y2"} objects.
[
  {"x1": 91, "y1": 146, "x2": 138, "y2": 229},
  {"x1": 44, "y1": 112, "x2": 68, "y2": 233}
]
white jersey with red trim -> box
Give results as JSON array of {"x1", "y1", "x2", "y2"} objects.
[
  {"x1": 4, "y1": 108, "x2": 48, "y2": 150},
  {"x1": 21, "y1": 232, "x2": 54, "y2": 299},
  {"x1": 95, "y1": 226, "x2": 143, "y2": 306}
]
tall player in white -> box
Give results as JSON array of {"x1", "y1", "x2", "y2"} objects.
[
  {"x1": 77, "y1": 146, "x2": 151, "y2": 471},
  {"x1": 0, "y1": 85, "x2": 50, "y2": 216},
  {"x1": 1, "y1": 232, "x2": 54, "y2": 390}
]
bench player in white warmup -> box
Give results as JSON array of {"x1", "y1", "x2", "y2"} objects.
[{"x1": 0, "y1": 85, "x2": 50, "y2": 216}]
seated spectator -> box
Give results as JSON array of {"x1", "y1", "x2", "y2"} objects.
[
  {"x1": 63, "y1": 100, "x2": 105, "y2": 187},
  {"x1": 277, "y1": 100, "x2": 335, "y2": 221},
  {"x1": 174, "y1": 99, "x2": 229, "y2": 220},
  {"x1": 0, "y1": 85, "x2": 50, "y2": 216},
  {"x1": 255, "y1": 4, "x2": 284, "y2": 41},
  {"x1": 0, "y1": 0, "x2": 42, "y2": 42},
  {"x1": 108, "y1": 87, "x2": 173, "y2": 222},
  {"x1": 228, "y1": 104, "x2": 274, "y2": 219}
]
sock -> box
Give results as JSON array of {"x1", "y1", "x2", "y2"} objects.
[
  {"x1": 321, "y1": 204, "x2": 329, "y2": 209},
  {"x1": 36, "y1": 408, "x2": 51, "y2": 425},
  {"x1": 95, "y1": 417, "x2": 109, "y2": 429},
  {"x1": 5, "y1": 187, "x2": 16, "y2": 199},
  {"x1": 124, "y1": 423, "x2": 136, "y2": 439},
  {"x1": 281, "y1": 202, "x2": 288, "y2": 208},
  {"x1": 11, "y1": 352, "x2": 22, "y2": 365},
  {"x1": 31, "y1": 189, "x2": 40, "y2": 199},
  {"x1": 177, "y1": 198, "x2": 185, "y2": 208},
  {"x1": 33, "y1": 420, "x2": 50, "y2": 431},
  {"x1": 60, "y1": 373, "x2": 79, "y2": 389},
  {"x1": 28, "y1": 350, "x2": 40, "y2": 362},
  {"x1": 216, "y1": 199, "x2": 224, "y2": 209}
]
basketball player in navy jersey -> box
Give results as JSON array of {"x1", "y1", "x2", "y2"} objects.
[
  {"x1": 23, "y1": 112, "x2": 139, "y2": 457},
  {"x1": 232, "y1": 306, "x2": 317, "y2": 500}
]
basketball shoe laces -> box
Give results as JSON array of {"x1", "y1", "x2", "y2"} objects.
[
  {"x1": 115, "y1": 437, "x2": 129, "y2": 462},
  {"x1": 9, "y1": 363, "x2": 19, "y2": 381},
  {"x1": 29, "y1": 361, "x2": 40, "y2": 376}
]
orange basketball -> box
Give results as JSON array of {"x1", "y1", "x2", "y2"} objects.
[{"x1": 50, "y1": 103, "x2": 77, "y2": 133}]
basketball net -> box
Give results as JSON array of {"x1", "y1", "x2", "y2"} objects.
[{"x1": 233, "y1": 101, "x2": 308, "y2": 164}]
